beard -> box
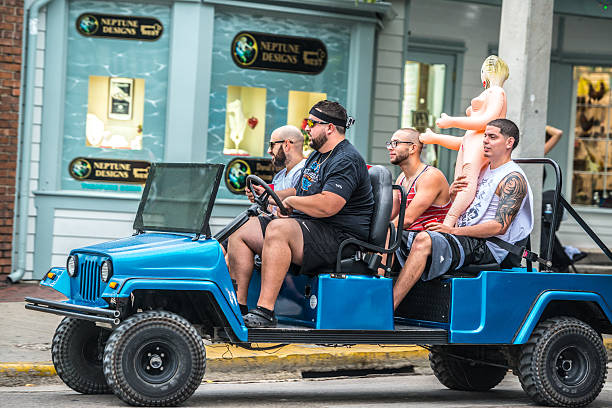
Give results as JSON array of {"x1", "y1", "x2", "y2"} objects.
[
  {"x1": 272, "y1": 148, "x2": 287, "y2": 169},
  {"x1": 309, "y1": 133, "x2": 328, "y2": 151},
  {"x1": 390, "y1": 150, "x2": 410, "y2": 165}
]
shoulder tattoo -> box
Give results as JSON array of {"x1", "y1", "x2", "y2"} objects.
[{"x1": 494, "y1": 172, "x2": 527, "y2": 230}]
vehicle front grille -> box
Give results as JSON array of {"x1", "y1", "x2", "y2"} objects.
[{"x1": 77, "y1": 255, "x2": 104, "y2": 302}]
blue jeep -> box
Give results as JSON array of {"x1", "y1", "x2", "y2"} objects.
[{"x1": 25, "y1": 160, "x2": 611, "y2": 407}]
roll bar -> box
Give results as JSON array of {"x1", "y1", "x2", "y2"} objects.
[{"x1": 514, "y1": 158, "x2": 612, "y2": 266}]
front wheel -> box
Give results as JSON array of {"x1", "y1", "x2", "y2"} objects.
[
  {"x1": 103, "y1": 311, "x2": 206, "y2": 407},
  {"x1": 518, "y1": 316, "x2": 607, "y2": 407},
  {"x1": 51, "y1": 317, "x2": 111, "y2": 394}
]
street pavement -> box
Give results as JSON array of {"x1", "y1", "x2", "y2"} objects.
[
  {"x1": 1, "y1": 280, "x2": 611, "y2": 391},
  {"x1": 1, "y1": 374, "x2": 612, "y2": 407}
]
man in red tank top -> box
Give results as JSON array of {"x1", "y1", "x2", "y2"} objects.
[{"x1": 388, "y1": 128, "x2": 451, "y2": 231}]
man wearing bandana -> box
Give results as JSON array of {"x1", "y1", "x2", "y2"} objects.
[{"x1": 228, "y1": 100, "x2": 374, "y2": 327}]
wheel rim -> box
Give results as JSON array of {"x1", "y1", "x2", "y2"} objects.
[
  {"x1": 553, "y1": 345, "x2": 589, "y2": 387},
  {"x1": 135, "y1": 341, "x2": 178, "y2": 384}
]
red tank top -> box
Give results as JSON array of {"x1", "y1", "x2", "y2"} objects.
[{"x1": 399, "y1": 166, "x2": 451, "y2": 231}]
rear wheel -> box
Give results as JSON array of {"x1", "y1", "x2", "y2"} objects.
[
  {"x1": 518, "y1": 316, "x2": 607, "y2": 407},
  {"x1": 430, "y1": 345, "x2": 508, "y2": 391},
  {"x1": 51, "y1": 317, "x2": 111, "y2": 394},
  {"x1": 103, "y1": 311, "x2": 206, "y2": 406}
]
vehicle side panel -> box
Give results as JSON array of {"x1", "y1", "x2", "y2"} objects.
[{"x1": 450, "y1": 271, "x2": 612, "y2": 344}]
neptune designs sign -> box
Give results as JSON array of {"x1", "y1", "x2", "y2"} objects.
[
  {"x1": 225, "y1": 158, "x2": 275, "y2": 194},
  {"x1": 69, "y1": 158, "x2": 151, "y2": 184},
  {"x1": 231, "y1": 31, "x2": 327, "y2": 75},
  {"x1": 76, "y1": 13, "x2": 163, "y2": 41}
]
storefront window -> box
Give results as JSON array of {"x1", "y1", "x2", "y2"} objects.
[
  {"x1": 208, "y1": 10, "x2": 350, "y2": 198},
  {"x1": 223, "y1": 86, "x2": 267, "y2": 156},
  {"x1": 572, "y1": 66, "x2": 612, "y2": 207},
  {"x1": 401, "y1": 61, "x2": 446, "y2": 166},
  {"x1": 62, "y1": 2, "x2": 170, "y2": 192}
]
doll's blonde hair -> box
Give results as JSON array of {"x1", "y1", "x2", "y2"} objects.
[{"x1": 482, "y1": 55, "x2": 509, "y2": 88}]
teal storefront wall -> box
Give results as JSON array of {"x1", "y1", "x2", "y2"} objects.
[
  {"x1": 207, "y1": 9, "x2": 350, "y2": 199},
  {"x1": 28, "y1": 0, "x2": 390, "y2": 278},
  {"x1": 62, "y1": 0, "x2": 170, "y2": 192}
]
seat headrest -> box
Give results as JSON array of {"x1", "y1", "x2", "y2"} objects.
[{"x1": 368, "y1": 165, "x2": 393, "y2": 247}]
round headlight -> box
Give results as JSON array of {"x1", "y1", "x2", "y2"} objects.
[
  {"x1": 67, "y1": 255, "x2": 77, "y2": 277},
  {"x1": 101, "y1": 260, "x2": 112, "y2": 282}
]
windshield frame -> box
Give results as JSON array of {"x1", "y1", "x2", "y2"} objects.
[{"x1": 133, "y1": 163, "x2": 224, "y2": 235}]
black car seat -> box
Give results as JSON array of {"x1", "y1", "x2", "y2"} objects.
[{"x1": 324, "y1": 165, "x2": 398, "y2": 275}]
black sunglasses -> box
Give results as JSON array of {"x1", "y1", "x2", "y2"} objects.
[
  {"x1": 268, "y1": 140, "x2": 293, "y2": 149},
  {"x1": 386, "y1": 140, "x2": 414, "y2": 149}
]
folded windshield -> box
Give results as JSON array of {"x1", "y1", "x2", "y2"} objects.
[{"x1": 133, "y1": 163, "x2": 224, "y2": 234}]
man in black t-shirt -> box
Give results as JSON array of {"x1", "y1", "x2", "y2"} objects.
[{"x1": 228, "y1": 100, "x2": 374, "y2": 328}]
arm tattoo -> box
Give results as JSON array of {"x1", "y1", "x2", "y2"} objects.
[{"x1": 494, "y1": 172, "x2": 527, "y2": 230}]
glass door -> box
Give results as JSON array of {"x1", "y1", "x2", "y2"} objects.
[{"x1": 402, "y1": 51, "x2": 457, "y2": 179}]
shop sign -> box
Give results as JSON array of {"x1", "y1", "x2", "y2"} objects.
[
  {"x1": 231, "y1": 31, "x2": 327, "y2": 75},
  {"x1": 76, "y1": 13, "x2": 163, "y2": 41},
  {"x1": 225, "y1": 158, "x2": 275, "y2": 194},
  {"x1": 69, "y1": 158, "x2": 151, "y2": 184}
]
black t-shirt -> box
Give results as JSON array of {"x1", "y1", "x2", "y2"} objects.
[{"x1": 293, "y1": 139, "x2": 374, "y2": 241}]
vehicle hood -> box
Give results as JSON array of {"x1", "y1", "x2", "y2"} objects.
[{"x1": 70, "y1": 233, "x2": 226, "y2": 280}]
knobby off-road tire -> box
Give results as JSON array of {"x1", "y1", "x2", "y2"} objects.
[
  {"x1": 51, "y1": 317, "x2": 112, "y2": 394},
  {"x1": 103, "y1": 311, "x2": 206, "y2": 407},
  {"x1": 429, "y1": 345, "x2": 508, "y2": 391},
  {"x1": 518, "y1": 316, "x2": 607, "y2": 407}
]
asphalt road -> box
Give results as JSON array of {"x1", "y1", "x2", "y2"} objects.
[{"x1": 1, "y1": 374, "x2": 611, "y2": 408}]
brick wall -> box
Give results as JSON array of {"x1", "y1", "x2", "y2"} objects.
[{"x1": 0, "y1": 0, "x2": 23, "y2": 279}]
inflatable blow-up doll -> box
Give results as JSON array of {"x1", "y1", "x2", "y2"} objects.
[{"x1": 420, "y1": 55, "x2": 509, "y2": 227}]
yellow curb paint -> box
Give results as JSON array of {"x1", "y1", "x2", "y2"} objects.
[
  {"x1": 0, "y1": 339, "x2": 610, "y2": 377},
  {"x1": 204, "y1": 344, "x2": 426, "y2": 360},
  {"x1": 0, "y1": 363, "x2": 56, "y2": 376}
]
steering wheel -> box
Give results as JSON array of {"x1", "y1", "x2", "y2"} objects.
[
  {"x1": 213, "y1": 175, "x2": 290, "y2": 244},
  {"x1": 246, "y1": 175, "x2": 290, "y2": 216}
]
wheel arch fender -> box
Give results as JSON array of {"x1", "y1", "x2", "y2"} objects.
[
  {"x1": 40, "y1": 267, "x2": 71, "y2": 298},
  {"x1": 115, "y1": 279, "x2": 247, "y2": 342},
  {"x1": 513, "y1": 291, "x2": 612, "y2": 344}
]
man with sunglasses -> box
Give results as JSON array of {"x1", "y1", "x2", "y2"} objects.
[
  {"x1": 220, "y1": 126, "x2": 305, "y2": 258},
  {"x1": 229, "y1": 100, "x2": 374, "y2": 327},
  {"x1": 245, "y1": 125, "x2": 306, "y2": 205}
]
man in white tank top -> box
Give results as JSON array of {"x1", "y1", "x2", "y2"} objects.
[{"x1": 393, "y1": 118, "x2": 533, "y2": 310}]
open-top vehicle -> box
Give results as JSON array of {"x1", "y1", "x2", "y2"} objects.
[{"x1": 26, "y1": 159, "x2": 611, "y2": 407}]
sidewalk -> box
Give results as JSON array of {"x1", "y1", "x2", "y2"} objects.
[{"x1": 1, "y1": 281, "x2": 610, "y2": 386}]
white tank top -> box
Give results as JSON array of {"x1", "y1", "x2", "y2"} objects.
[
  {"x1": 457, "y1": 161, "x2": 534, "y2": 263},
  {"x1": 482, "y1": 194, "x2": 499, "y2": 222}
]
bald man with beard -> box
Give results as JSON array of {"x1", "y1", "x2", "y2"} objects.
[
  {"x1": 385, "y1": 128, "x2": 452, "y2": 272},
  {"x1": 388, "y1": 127, "x2": 451, "y2": 232},
  {"x1": 245, "y1": 125, "x2": 306, "y2": 212},
  {"x1": 263, "y1": 125, "x2": 305, "y2": 192}
]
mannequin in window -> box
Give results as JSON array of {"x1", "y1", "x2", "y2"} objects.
[
  {"x1": 225, "y1": 99, "x2": 249, "y2": 155},
  {"x1": 420, "y1": 55, "x2": 509, "y2": 227}
]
